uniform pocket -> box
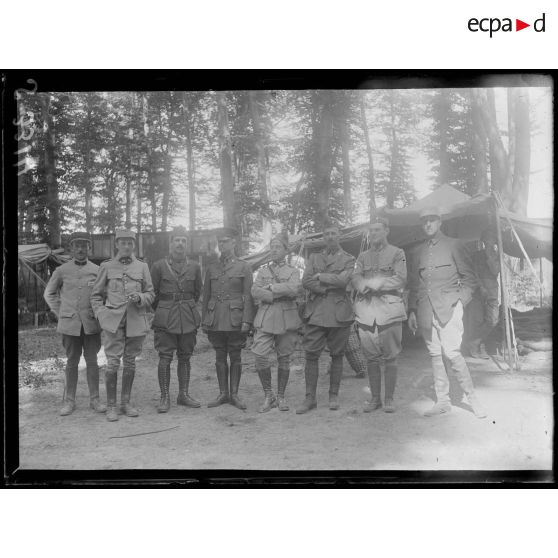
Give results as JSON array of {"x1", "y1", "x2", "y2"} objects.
[
  {"x1": 107, "y1": 270, "x2": 123, "y2": 292},
  {"x1": 335, "y1": 298, "x2": 355, "y2": 323},
  {"x1": 229, "y1": 300, "x2": 244, "y2": 327}
]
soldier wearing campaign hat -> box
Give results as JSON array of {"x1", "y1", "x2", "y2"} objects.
[
  {"x1": 407, "y1": 207, "x2": 487, "y2": 418},
  {"x1": 150, "y1": 225, "x2": 203, "y2": 413},
  {"x1": 90, "y1": 229, "x2": 155, "y2": 421},
  {"x1": 44, "y1": 231, "x2": 105, "y2": 416},
  {"x1": 251, "y1": 234, "x2": 302, "y2": 412},
  {"x1": 351, "y1": 215, "x2": 407, "y2": 413},
  {"x1": 201, "y1": 228, "x2": 255, "y2": 410}
]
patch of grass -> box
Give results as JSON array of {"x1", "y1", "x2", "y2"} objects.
[{"x1": 19, "y1": 357, "x2": 65, "y2": 389}]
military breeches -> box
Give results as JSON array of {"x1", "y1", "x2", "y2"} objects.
[
  {"x1": 302, "y1": 323, "x2": 351, "y2": 361},
  {"x1": 251, "y1": 329, "x2": 297, "y2": 369},
  {"x1": 466, "y1": 292, "x2": 499, "y2": 341},
  {"x1": 102, "y1": 321, "x2": 145, "y2": 371},
  {"x1": 154, "y1": 330, "x2": 197, "y2": 362},
  {"x1": 207, "y1": 330, "x2": 246, "y2": 365},
  {"x1": 357, "y1": 321, "x2": 402, "y2": 364},
  {"x1": 62, "y1": 329, "x2": 101, "y2": 371}
]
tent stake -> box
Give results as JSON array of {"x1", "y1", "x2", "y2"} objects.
[{"x1": 494, "y1": 195, "x2": 514, "y2": 372}]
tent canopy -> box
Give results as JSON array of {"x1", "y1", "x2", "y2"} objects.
[
  {"x1": 18, "y1": 244, "x2": 71, "y2": 266},
  {"x1": 244, "y1": 187, "x2": 553, "y2": 269}
]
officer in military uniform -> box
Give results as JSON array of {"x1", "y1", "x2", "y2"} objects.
[
  {"x1": 466, "y1": 228, "x2": 500, "y2": 359},
  {"x1": 297, "y1": 220, "x2": 355, "y2": 413},
  {"x1": 201, "y1": 228, "x2": 254, "y2": 410},
  {"x1": 251, "y1": 235, "x2": 302, "y2": 412},
  {"x1": 407, "y1": 207, "x2": 486, "y2": 418},
  {"x1": 352, "y1": 216, "x2": 407, "y2": 413},
  {"x1": 90, "y1": 230, "x2": 155, "y2": 421},
  {"x1": 150, "y1": 225, "x2": 202, "y2": 413},
  {"x1": 44, "y1": 232, "x2": 106, "y2": 416}
]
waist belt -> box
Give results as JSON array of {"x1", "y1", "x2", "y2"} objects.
[
  {"x1": 357, "y1": 289, "x2": 401, "y2": 300},
  {"x1": 213, "y1": 293, "x2": 242, "y2": 302},
  {"x1": 159, "y1": 293, "x2": 194, "y2": 301}
]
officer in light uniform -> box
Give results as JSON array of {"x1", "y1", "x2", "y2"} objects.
[
  {"x1": 352, "y1": 216, "x2": 407, "y2": 413},
  {"x1": 201, "y1": 228, "x2": 254, "y2": 410},
  {"x1": 251, "y1": 235, "x2": 302, "y2": 412},
  {"x1": 407, "y1": 207, "x2": 486, "y2": 418},
  {"x1": 90, "y1": 230, "x2": 155, "y2": 421},
  {"x1": 297, "y1": 220, "x2": 355, "y2": 413},
  {"x1": 44, "y1": 231, "x2": 106, "y2": 416},
  {"x1": 150, "y1": 225, "x2": 203, "y2": 413}
]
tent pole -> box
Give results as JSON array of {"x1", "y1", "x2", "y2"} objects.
[{"x1": 494, "y1": 196, "x2": 514, "y2": 372}]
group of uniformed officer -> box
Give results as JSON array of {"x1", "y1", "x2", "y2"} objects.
[{"x1": 45, "y1": 208, "x2": 491, "y2": 422}]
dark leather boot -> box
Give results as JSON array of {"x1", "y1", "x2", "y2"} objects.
[
  {"x1": 177, "y1": 360, "x2": 201, "y2": 407},
  {"x1": 257, "y1": 367, "x2": 276, "y2": 413},
  {"x1": 296, "y1": 359, "x2": 319, "y2": 414},
  {"x1": 328, "y1": 355, "x2": 343, "y2": 410},
  {"x1": 364, "y1": 361, "x2": 382, "y2": 412},
  {"x1": 383, "y1": 361, "x2": 397, "y2": 413},
  {"x1": 60, "y1": 364, "x2": 78, "y2": 416},
  {"x1": 157, "y1": 359, "x2": 171, "y2": 413},
  {"x1": 105, "y1": 368, "x2": 119, "y2": 422},
  {"x1": 120, "y1": 368, "x2": 139, "y2": 417},
  {"x1": 277, "y1": 367, "x2": 290, "y2": 411},
  {"x1": 448, "y1": 355, "x2": 487, "y2": 418},
  {"x1": 207, "y1": 362, "x2": 229, "y2": 407},
  {"x1": 229, "y1": 362, "x2": 247, "y2": 410},
  {"x1": 86, "y1": 361, "x2": 106, "y2": 413}
]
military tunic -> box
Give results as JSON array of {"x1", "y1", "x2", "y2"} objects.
[
  {"x1": 44, "y1": 259, "x2": 101, "y2": 336},
  {"x1": 90, "y1": 255, "x2": 155, "y2": 370},
  {"x1": 151, "y1": 256, "x2": 202, "y2": 359},
  {"x1": 352, "y1": 243, "x2": 407, "y2": 362},
  {"x1": 251, "y1": 261, "x2": 302, "y2": 359},
  {"x1": 201, "y1": 255, "x2": 254, "y2": 332},
  {"x1": 301, "y1": 247, "x2": 355, "y2": 358}
]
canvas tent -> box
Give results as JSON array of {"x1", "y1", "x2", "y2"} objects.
[{"x1": 244, "y1": 186, "x2": 553, "y2": 269}]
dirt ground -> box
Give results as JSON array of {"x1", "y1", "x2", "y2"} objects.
[{"x1": 17, "y1": 327, "x2": 553, "y2": 471}]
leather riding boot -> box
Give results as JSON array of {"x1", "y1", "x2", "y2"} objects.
[
  {"x1": 60, "y1": 364, "x2": 78, "y2": 416},
  {"x1": 120, "y1": 368, "x2": 139, "y2": 417},
  {"x1": 364, "y1": 361, "x2": 382, "y2": 412},
  {"x1": 207, "y1": 362, "x2": 229, "y2": 407},
  {"x1": 105, "y1": 368, "x2": 119, "y2": 422},
  {"x1": 177, "y1": 360, "x2": 201, "y2": 407},
  {"x1": 383, "y1": 361, "x2": 397, "y2": 413},
  {"x1": 157, "y1": 359, "x2": 171, "y2": 413},
  {"x1": 257, "y1": 367, "x2": 276, "y2": 413},
  {"x1": 448, "y1": 355, "x2": 487, "y2": 418},
  {"x1": 86, "y1": 362, "x2": 106, "y2": 413},
  {"x1": 229, "y1": 361, "x2": 247, "y2": 410},
  {"x1": 277, "y1": 367, "x2": 290, "y2": 411},
  {"x1": 328, "y1": 356, "x2": 343, "y2": 410},
  {"x1": 296, "y1": 359, "x2": 319, "y2": 414},
  {"x1": 468, "y1": 339, "x2": 489, "y2": 359}
]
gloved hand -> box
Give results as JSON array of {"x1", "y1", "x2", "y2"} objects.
[{"x1": 408, "y1": 311, "x2": 418, "y2": 335}]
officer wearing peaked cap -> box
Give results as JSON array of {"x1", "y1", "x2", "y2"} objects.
[
  {"x1": 201, "y1": 228, "x2": 255, "y2": 410},
  {"x1": 90, "y1": 229, "x2": 155, "y2": 421},
  {"x1": 44, "y1": 231, "x2": 106, "y2": 416},
  {"x1": 150, "y1": 225, "x2": 203, "y2": 413}
]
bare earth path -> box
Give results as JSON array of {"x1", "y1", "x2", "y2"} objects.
[{"x1": 18, "y1": 328, "x2": 553, "y2": 471}]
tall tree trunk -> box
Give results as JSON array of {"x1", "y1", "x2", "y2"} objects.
[
  {"x1": 338, "y1": 93, "x2": 352, "y2": 224},
  {"x1": 289, "y1": 171, "x2": 307, "y2": 234},
  {"x1": 437, "y1": 90, "x2": 451, "y2": 186},
  {"x1": 161, "y1": 150, "x2": 171, "y2": 231},
  {"x1": 475, "y1": 89, "x2": 509, "y2": 202},
  {"x1": 386, "y1": 94, "x2": 397, "y2": 209},
  {"x1": 182, "y1": 93, "x2": 196, "y2": 231},
  {"x1": 40, "y1": 94, "x2": 61, "y2": 248},
  {"x1": 359, "y1": 94, "x2": 376, "y2": 218},
  {"x1": 469, "y1": 90, "x2": 489, "y2": 194},
  {"x1": 313, "y1": 91, "x2": 335, "y2": 230},
  {"x1": 84, "y1": 100, "x2": 94, "y2": 233},
  {"x1": 248, "y1": 90, "x2": 272, "y2": 245},
  {"x1": 217, "y1": 91, "x2": 236, "y2": 230},
  {"x1": 511, "y1": 88, "x2": 530, "y2": 215},
  {"x1": 141, "y1": 93, "x2": 156, "y2": 231}
]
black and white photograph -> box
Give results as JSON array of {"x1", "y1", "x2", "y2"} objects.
[{"x1": 7, "y1": 72, "x2": 553, "y2": 481}]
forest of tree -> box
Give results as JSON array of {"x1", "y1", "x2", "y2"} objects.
[{"x1": 16, "y1": 87, "x2": 543, "y2": 252}]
